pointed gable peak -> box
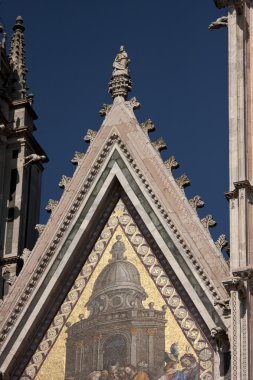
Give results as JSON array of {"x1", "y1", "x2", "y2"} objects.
[{"x1": 9, "y1": 16, "x2": 28, "y2": 99}]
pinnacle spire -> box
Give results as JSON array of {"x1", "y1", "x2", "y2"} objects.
[
  {"x1": 109, "y1": 46, "x2": 132, "y2": 100},
  {"x1": 9, "y1": 16, "x2": 28, "y2": 99}
]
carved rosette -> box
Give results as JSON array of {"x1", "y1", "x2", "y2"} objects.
[
  {"x1": 164, "y1": 156, "x2": 179, "y2": 171},
  {"x1": 71, "y1": 151, "x2": 85, "y2": 165},
  {"x1": 151, "y1": 137, "x2": 167, "y2": 152}
]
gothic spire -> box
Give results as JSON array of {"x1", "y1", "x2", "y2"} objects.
[
  {"x1": 109, "y1": 46, "x2": 132, "y2": 100},
  {"x1": 9, "y1": 16, "x2": 28, "y2": 99}
]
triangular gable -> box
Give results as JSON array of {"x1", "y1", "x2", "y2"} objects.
[{"x1": 0, "y1": 51, "x2": 230, "y2": 379}]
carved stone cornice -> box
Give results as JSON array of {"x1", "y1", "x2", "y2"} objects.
[
  {"x1": 0, "y1": 256, "x2": 19, "y2": 267},
  {"x1": 223, "y1": 276, "x2": 246, "y2": 298},
  {"x1": 232, "y1": 266, "x2": 253, "y2": 280},
  {"x1": 214, "y1": 0, "x2": 244, "y2": 13},
  {"x1": 225, "y1": 180, "x2": 253, "y2": 200}
]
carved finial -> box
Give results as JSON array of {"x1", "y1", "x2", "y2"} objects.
[
  {"x1": 208, "y1": 16, "x2": 228, "y2": 30},
  {"x1": 126, "y1": 97, "x2": 141, "y2": 110},
  {"x1": 215, "y1": 234, "x2": 229, "y2": 250},
  {"x1": 201, "y1": 215, "x2": 217, "y2": 229},
  {"x1": 152, "y1": 137, "x2": 167, "y2": 152},
  {"x1": 189, "y1": 195, "x2": 205, "y2": 210},
  {"x1": 175, "y1": 174, "x2": 190, "y2": 189},
  {"x1": 164, "y1": 156, "x2": 179, "y2": 171},
  {"x1": 9, "y1": 16, "x2": 28, "y2": 99},
  {"x1": 99, "y1": 104, "x2": 112, "y2": 117},
  {"x1": 45, "y1": 199, "x2": 59, "y2": 213},
  {"x1": 59, "y1": 175, "x2": 71, "y2": 189},
  {"x1": 140, "y1": 119, "x2": 156, "y2": 136},
  {"x1": 71, "y1": 151, "x2": 85, "y2": 165},
  {"x1": 35, "y1": 224, "x2": 45, "y2": 236},
  {"x1": 83, "y1": 129, "x2": 97, "y2": 143},
  {"x1": 109, "y1": 46, "x2": 132, "y2": 100}
]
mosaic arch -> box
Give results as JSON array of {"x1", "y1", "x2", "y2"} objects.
[{"x1": 21, "y1": 199, "x2": 214, "y2": 380}]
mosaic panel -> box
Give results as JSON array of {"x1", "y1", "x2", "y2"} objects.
[{"x1": 21, "y1": 199, "x2": 213, "y2": 380}]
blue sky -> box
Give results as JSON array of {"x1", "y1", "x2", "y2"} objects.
[{"x1": 1, "y1": 1, "x2": 229, "y2": 249}]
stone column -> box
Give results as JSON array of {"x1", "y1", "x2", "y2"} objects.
[
  {"x1": 147, "y1": 328, "x2": 157, "y2": 369},
  {"x1": 130, "y1": 327, "x2": 138, "y2": 366}
]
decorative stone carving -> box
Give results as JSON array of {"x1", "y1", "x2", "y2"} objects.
[
  {"x1": 2, "y1": 265, "x2": 17, "y2": 286},
  {"x1": 214, "y1": 299, "x2": 231, "y2": 317},
  {"x1": 175, "y1": 174, "x2": 190, "y2": 190},
  {"x1": 126, "y1": 97, "x2": 141, "y2": 110},
  {"x1": 83, "y1": 129, "x2": 97, "y2": 143},
  {"x1": 71, "y1": 151, "x2": 85, "y2": 165},
  {"x1": 215, "y1": 234, "x2": 228, "y2": 250},
  {"x1": 109, "y1": 46, "x2": 132, "y2": 99},
  {"x1": 59, "y1": 175, "x2": 71, "y2": 189},
  {"x1": 189, "y1": 195, "x2": 204, "y2": 210},
  {"x1": 45, "y1": 199, "x2": 59, "y2": 213},
  {"x1": 223, "y1": 276, "x2": 246, "y2": 299},
  {"x1": 24, "y1": 153, "x2": 47, "y2": 167},
  {"x1": 201, "y1": 214, "x2": 217, "y2": 229},
  {"x1": 215, "y1": 0, "x2": 243, "y2": 13},
  {"x1": 140, "y1": 119, "x2": 156, "y2": 136},
  {"x1": 164, "y1": 156, "x2": 179, "y2": 171},
  {"x1": 99, "y1": 103, "x2": 112, "y2": 116},
  {"x1": 21, "y1": 248, "x2": 31, "y2": 264},
  {"x1": 210, "y1": 327, "x2": 230, "y2": 352},
  {"x1": 225, "y1": 180, "x2": 253, "y2": 200},
  {"x1": 232, "y1": 266, "x2": 253, "y2": 280},
  {"x1": 151, "y1": 137, "x2": 167, "y2": 152},
  {"x1": 35, "y1": 224, "x2": 45, "y2": 236},
  {"x1": 208, "y1": 16, "x2": 228, "y2": 30}
]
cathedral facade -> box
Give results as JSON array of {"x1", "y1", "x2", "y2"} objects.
[{"x1": 0, "y1": 1, "x2": 253, "y2": 380}]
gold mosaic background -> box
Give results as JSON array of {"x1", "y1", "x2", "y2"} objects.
[{"x1": 36, "y1": 225, "x2": 197, "y2": 379}]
